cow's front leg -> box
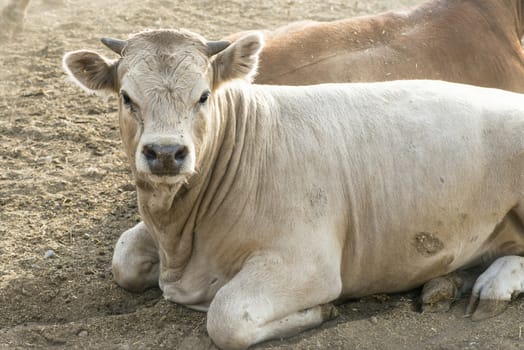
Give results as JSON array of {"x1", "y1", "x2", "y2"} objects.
[
  {"x1": 112, "y1": 221, "x2": 160, "y2": 292},
  {"x1": 207, "y1": 252, "x2": 342, "y2": 350},
  {"x1": 465, "y1": 255, "x2": 524, "y2": 320}
]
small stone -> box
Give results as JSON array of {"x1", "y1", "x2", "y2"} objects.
[
  {"x1": 37, "y1": 156, "x2": 53, "y2": 164},
  {"x1": 77, "y1": 330, "x2": 88, "y2": 337},
  {"x1": 82, "y1": 167, "x2": 102, "y2": 177},
  {"x1": 44, "y1": 250, "x2": 55, "y2": 259},
  {"x1": 369, "y1": 316, "x2": 378, "y2": 325}
]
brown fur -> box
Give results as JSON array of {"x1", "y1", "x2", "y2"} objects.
[{"x1": 224, "y1": 0, "x2": 524, "y2": 92}]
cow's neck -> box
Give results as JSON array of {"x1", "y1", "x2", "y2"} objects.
[
  {"x1": 191, "y1": 86, "x2": 259, "y2": 223},
  {"x1": 135, "y1": 85, "x2": 258, "y2": 282},
  {"x1": 137, "y1": 108, "x2": 231, "y2": 281},
  {"x1": 135, "y1": 175, "x2": 203, "y2": 281}
]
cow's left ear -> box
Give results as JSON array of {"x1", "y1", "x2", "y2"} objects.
[
  {"x1": 62, "y1": 50, "x2": 119, "y2": 94},
  {"x1": 210, "y1": 33, "x2": 264, "y2": 89}
]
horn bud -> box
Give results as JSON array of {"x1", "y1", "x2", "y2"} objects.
[
  {"x1": 206, "y1": 40, "x2": 230, "y2": 56},
  {"x1": 101, "y1": 37, "x2": 127, "y2": 56}
]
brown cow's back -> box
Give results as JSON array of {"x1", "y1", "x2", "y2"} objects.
[{"x1": 234, "y1": 0, "x2": 524, "y2": 92}]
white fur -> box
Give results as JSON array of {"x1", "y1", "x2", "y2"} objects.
[
  {"x1": 64, "y1": 29, "x2": 524, "y2": 350},
  {"x1": 471, "y1": 256, "x2": 524, "y2": 301}
]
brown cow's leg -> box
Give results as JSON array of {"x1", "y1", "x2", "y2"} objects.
[{"x1": 206, "y1": 252, "x2": 342, "y2": 350}]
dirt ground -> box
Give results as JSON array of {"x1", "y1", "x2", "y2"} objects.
[{"x1": 0, "y1": 0, "x2": 523, "y2": 349}]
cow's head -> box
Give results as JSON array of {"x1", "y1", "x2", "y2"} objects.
[{"x1": 63, "y1": 29, "x2": 263, "y2": 186}]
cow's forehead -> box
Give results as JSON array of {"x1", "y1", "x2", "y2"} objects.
[
  {"x1": 123, "y1": 51, "x2": 207, "y2": 78},
  {"x1": 118, "y1": 30, "x2": 211, "y2": 99},
  {"x1": 123, "y1": 29, "x2": 208, "y2": 57}
]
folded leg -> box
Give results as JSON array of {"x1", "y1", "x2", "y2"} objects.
[
  {"x1": 206, "y1": 252, "x2": 342, "y2": 350},
  {"x1": 112, "y1": 221, "x2": 160, "y2": 292}
]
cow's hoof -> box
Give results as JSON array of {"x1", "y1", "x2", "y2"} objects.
[
  {"x1": 465, "y1": 297, "x2": 510, "y2": 321},
  {"x1": 420, "y1": 276, "x2": 458, "y2": 313},
  {"x1": 320, "y1": 303, "x2": 339, "y2": 321},
  {"x1": 421, "y1": 299, "x2": 453, "y2": 313}
]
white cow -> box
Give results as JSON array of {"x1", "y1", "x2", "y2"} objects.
[{"x1": 63, "y1": 29, "x2": 524, "y2": 350}]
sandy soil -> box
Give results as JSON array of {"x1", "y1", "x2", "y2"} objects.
[{"x1": 0, "y1": 0, "x2": 523, "y2": 349}]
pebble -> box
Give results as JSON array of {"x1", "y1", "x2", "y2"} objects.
[
  {"x1": 44, "y1": 250, "x2": 55, "y2": 259},
  {"x1": 82, "y1": 167, "x2": 102, "y2": 176},
  {"x1": 78, "y1": 330, "x2": 88, "y2": 337},
  {"x1": 37, "y1": 156, "x2": 53, "y2": 164},
  {"x1": 369, "y1": 316, "x2": 378, "y2": 325}
]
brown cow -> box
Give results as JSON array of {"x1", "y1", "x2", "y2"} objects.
[{"x1": 224, "y1": 0, "x2": 524, "y2": 92}]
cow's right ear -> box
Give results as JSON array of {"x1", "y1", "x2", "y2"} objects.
[{"x1": 62, "y1": 50, "x2": 119, "y2": 93}]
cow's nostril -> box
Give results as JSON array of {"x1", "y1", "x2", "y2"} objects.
[
  {"x1": 143, "y1": 145, "x2": 157, "y2": 161},
  {"x1": 175, "y1": 146, "x2": 189, "y2": 161}
]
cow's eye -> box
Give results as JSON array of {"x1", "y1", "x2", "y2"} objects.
[
  {"x1": 120, "y1": 91, "x2": 141, "y2": 123},
  {"x1": 199, "y1": 90, "x2": 210, "y2": 104},
  {"x1": 120, "y1": 91, "x2": 133, "y2": 108}
]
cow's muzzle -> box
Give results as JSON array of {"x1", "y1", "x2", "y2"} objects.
[{"x1": 142, "y1": 143, "x2": 189, "y2": 176}]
